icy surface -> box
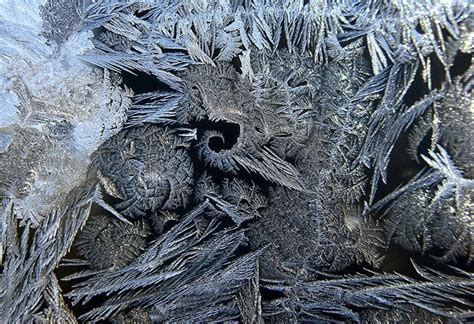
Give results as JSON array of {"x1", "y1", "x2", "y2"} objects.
[{"x1": 0, "y1": 0, "x2": 472, "y2": 322}]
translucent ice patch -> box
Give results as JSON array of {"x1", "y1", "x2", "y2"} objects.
[{"x1": 0, "y1": 132, "x2": 13, "y2": 153}]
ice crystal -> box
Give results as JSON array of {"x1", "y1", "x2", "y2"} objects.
[
  {"x1": 0, "y1": 0, "x2": 472, "y2": 322},
  {"x1": 94, "y1": 124, "x2": 194, "y2": 217},
  {"x1": 75, "y1": 214, "x2": 151, "y2": 270}
]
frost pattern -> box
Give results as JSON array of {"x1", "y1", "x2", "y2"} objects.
[
  {"x1": 0, "y1": 0, "x2": 472, "y2": 323},
  {"x1": 0, "y1": 1, "x2": 131, "y2": 225}
]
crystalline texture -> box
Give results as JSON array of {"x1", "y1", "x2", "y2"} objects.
[{"x1": 0, "y1": 0, "x2": 472, "y2": 323}]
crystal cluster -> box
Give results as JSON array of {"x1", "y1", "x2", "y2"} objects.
[{"x1": 0, "y1": 0, "x2": 472, "y2": 322}]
